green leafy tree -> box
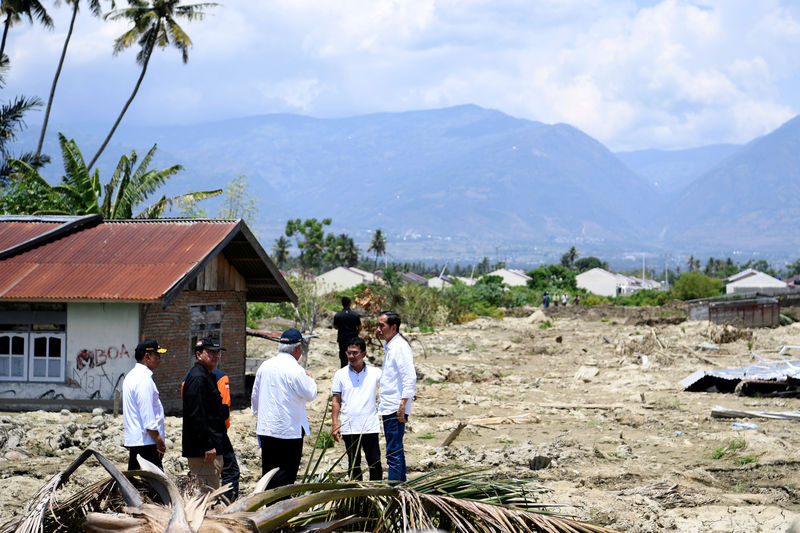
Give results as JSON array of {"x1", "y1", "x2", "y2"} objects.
[
  {"x1": 786, "y1": 258, "x2": 800, "y2": 278},
  {"x1": 6, "y1": 134, "x2": 220, "y2": 217},
  {"x1": 473, "y1": 274, "x2": 507, "y2": 307},
  {"x1": 1, "y1": 0, "x2": 53, "y2": 61},
  {"x1": 218, "y1": 173, "x2": 257, "y2": 228},
  {"x1": 88, "y1": 0, "x2": 217, "y2": 170},
  {"x1": 285, "y1": 217, "x2": 331, "y2": 271},
  {"x1": 36, "y1": 0, "x2": 112, "y2": 157},
  {"x1": 526, "y1": 264, "x2": 577, "y2": 292},
  {"x1": 703, "y1": 257, "x2": 740, "y2": 279},
  {"x1": 574, "y1": 256, "x2": 607, "y2": 273},
  {"x1": 323, "y1": 233, "x2": 359, "y2": 268},
  {"x1": 476, "y1": 256, "x2": 490, "y2": 274},
  {"x1": 671, "y1": 271, "x2": 723, "y2": 300},
  {"x1": 560, "y1": 246, "x2": 579, "y2": 270},
  {"x1": 740, "y1": 259, "x2": 778, "y2": 278},
  {"x1": 368, "y1": 228, "x2": 386, "y2": 269},
  {"x1": 686, "y1": 254, "x2": 701, "y2": 271},
  {"x1": 272, "y1": 236, "x2": 290, "y2": 268}
]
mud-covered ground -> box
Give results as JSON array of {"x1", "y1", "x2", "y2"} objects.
[{"x1": 1, "y1": 305, "x2": 799, "y2": 532}]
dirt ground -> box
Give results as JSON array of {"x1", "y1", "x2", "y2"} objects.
[{"x1": 1, "y1": 305, "x2": 799, "y2": 532}]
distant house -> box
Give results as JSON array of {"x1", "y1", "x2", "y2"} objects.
[
  {"x1": 0, "y1": 215, "x2": 295, "y2": 412},
  {"x1": 427, "y1": 275, "x2": 452, "y2": 289},
  {"x1": 576, "y1": 267, "x2": 657, "y2": 297},
  {"x1": 315, "y1": 266, "x2": 377, "y2": 294},
  {"x1": 486, "y1": 268, "x2": 531, "y2": 287},
  {"x1": 722, "y1": 269, "x2": 787, "y2": 295},
  {"x1": 402, "y1": 272, "x2": 427, "y2": 285},
  {"x1": 452, "y1": 276, "x2": 477, "y2": 286}
]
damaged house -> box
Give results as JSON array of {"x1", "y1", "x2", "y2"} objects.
[{"x1": 0, "y1": 215, "x2": 295, "y2": 413}]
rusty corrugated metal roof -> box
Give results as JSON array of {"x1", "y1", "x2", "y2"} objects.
[
  {"x1": 0, "y1": 221, "x2": 62, "y2": 251},
  {"x1": 0, "y1": 218, "x2": 296, "y2": 305}
]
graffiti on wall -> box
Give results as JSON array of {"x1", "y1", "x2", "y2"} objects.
[
  {"x1": 71, "y1": 345, "x2": 131, "y2": 399},
  {"x1": 76, "y1": 344, "x2": 131, "y2": 370}
]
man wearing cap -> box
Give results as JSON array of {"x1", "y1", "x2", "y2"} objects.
[
  {"x1": 122, "y1": 340, "x2": 167, "y2": 471},
  {"x1": 333, "y1": 296, "x2": 361, "y2": 368},
  {"x1": 181, "y1": 364, "x2": 240, "y2": 501},
  {"x1": 376, "y1": 310, "x2": 416, "y2": 483},
  {"x1": 182, "y1": 338, "x2": 234, "y2": 490},
  {"x1": 251, "y1": 328, "x2": 318, "y2": 489}
]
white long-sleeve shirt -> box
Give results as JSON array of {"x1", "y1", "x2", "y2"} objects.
[
  {"x1": 378, "y1": 334, "x2": 416, "y2": 416},
  {"x1": 251, "y1": 352, "x2": 318, "y2": 439},
  {"x1": 122, "y1": 363, "x2": 165, "y2": 446}
]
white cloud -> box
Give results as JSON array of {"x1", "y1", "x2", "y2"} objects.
[{"x1": 6, "y1": 0, "x2": 800, "y2": 150}]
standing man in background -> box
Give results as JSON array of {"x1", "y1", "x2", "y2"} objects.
[
  {"x1": 122, "y1": 339, "x2": 167, "y2": 470},
  {"x1": 333, "y1": 296, "x2": 361, "y2": 368},
  {"x1": 376, "y1": 311, "x2": 416, "y2": 483},
  {"x1": 251, "y1": 328, "x2": 318, "y2": 489}
]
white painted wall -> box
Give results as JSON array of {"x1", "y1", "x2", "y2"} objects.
[
  {"x1": 65, "y1": 303, "x2": 140, "y2": 400},
  {"x1": 726, "y1": 272, "x2": 787, "y2": 294},
  {"x1": 8, "y1": 303, "x2": 140, "y2": 401},
  {"x1": 315, "y1": 267, "x2": 375, "y2": 295},
  {"x1": 577, "y1": 268, "x2": 622, "y2": 297}
]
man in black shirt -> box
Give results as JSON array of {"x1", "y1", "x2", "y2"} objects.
[
  {"x1": 182, "y1": 337, "x2": 233, "y2": 491},
  {"x1": 333, "y1": 296, "x2": 361, "y2": 368}
]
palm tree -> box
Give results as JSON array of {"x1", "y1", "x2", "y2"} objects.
[
  {"x1": 0, "y1": 0, "x2": 53, "y2": 62},
  {"x1": 1, "y1": 91, "x2": 43, "y2": 182},
  {"x1": 35, "y1": 0, "x2": 111, "y2": 157},
  {"x1": 87, "y1": 0, "x2": 217, "y2": 170},
  {"x1": 8, "y1": 133, "x2": 221, "y2": 217},
  {"x1": 368, "y1": 228, "x2": 386, "y2": 270},
  {"x1": 272, "y1": 236, "x2": 290, "y2": 268}
]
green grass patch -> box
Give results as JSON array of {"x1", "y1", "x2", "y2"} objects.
[
  {"x1": 314, "y1": 431, "x2": 334, "y2": 450},
  {"x1": 417, "y1": 433, "x2": 435, "y2": 440}
]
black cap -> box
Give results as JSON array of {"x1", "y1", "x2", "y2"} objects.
[
  {"x1": 195, "y1": 337, "x2": 226, "y2": 351},
  {"x1": 280, "y1": 328, "x2": 307, "y2": 345},
  {"x1": 135, "y1": 339, "x2": 166, "y2": 360}
]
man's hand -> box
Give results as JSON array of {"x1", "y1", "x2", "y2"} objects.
[
  {"x1": 332, "y1": 427, "x2": 342, "y2": 443},
  {"x1": 305, "y1": 370, "x2": 313, "y2": 378},
  {"x1": 204, "y1": 448, "x2": 217, "y2": 463},
  {"x1": 156, "y1": 436, "x2": 166, "y2": 457},
  {"x1": 396, "y1": 399, "x2": 407, "y2": 423}
]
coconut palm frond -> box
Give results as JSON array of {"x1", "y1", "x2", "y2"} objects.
[{"x1": 7, "y1": 448, "x2": 622, "y2": 533}]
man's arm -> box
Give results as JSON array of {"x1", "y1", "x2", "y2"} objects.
[
  {"x1": 396, "y1": 343, "x2": 417, "y2": 422},
  {"x1": 146, "y1": 429, "x2": 166, "y2": 455},
  {"x1": 136, "y1": 383, "x2": 164, "y2": 447},
  {"x1": 250, "y1": 370, "x2": 261, "y2": 416},
  {"x1": 331, "y1": 393, "x2": 342, "y2": 442}
]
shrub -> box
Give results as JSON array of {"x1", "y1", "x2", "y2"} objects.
[{"x1": 671, "y1": 272, "x2": 724, "y2": 300}]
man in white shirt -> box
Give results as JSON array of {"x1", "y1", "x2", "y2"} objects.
[
  {"x1": 251, "y1": 328, "x2": 317, "y2": 489},
  {"x1": 376, "y1": 311, "x2": 416, "y2": 483},
  {"x1": 331, "y1": 337, "x2": 382, "y2": 481},
  {"x1": 122, "y1": 339, "x2": 167, "y2": 471}
]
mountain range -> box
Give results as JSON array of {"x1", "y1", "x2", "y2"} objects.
[{"x1": 16, "y1": 104, "x2": 800, "y2": 264}]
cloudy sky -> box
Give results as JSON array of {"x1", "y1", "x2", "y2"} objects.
[{"x1": 6, "y1": 0, "x2": 800, "y2": 151}]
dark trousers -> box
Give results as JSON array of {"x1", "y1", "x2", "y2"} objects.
[
  {"x1": 126, "y1": 444, "x2": 162, "y2": 471},
  {"x1": 259, "y1": 435, "x2": 303, "y2": 489},
  {"x1": 382, "y1": 414, "x2": 408, "y2": 483},
  {"x1": 337, "y1": 342, "x2": 349, "y2": 368},
  {"x1": 222, "y1": 447, "x2": 240, "y2": 501},
  {"x1": 342, "y1": 433, "x2": 382, "y2": 481}
]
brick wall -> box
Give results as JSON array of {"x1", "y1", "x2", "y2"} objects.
[{"x1": 142, "y1": 290, "x2": 247, "y2": 414}]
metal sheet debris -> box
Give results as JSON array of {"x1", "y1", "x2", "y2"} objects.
[
  {"x1": 680, "y1": 353, "x2": 800, "y2": 396},
  {"x1": 711, "y1": 406, "x2": 800, "y2": 421}
]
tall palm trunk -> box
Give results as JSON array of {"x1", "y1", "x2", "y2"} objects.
[
  {"x1": 87, "y1": 24, "x2": 158, "y2": 171},
  {"x1": 36, "y1": 2, "x2": 79, "y2": 157},
  {"x1": 0, "y1": 13, "x2": 12, "y2": 61}
]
